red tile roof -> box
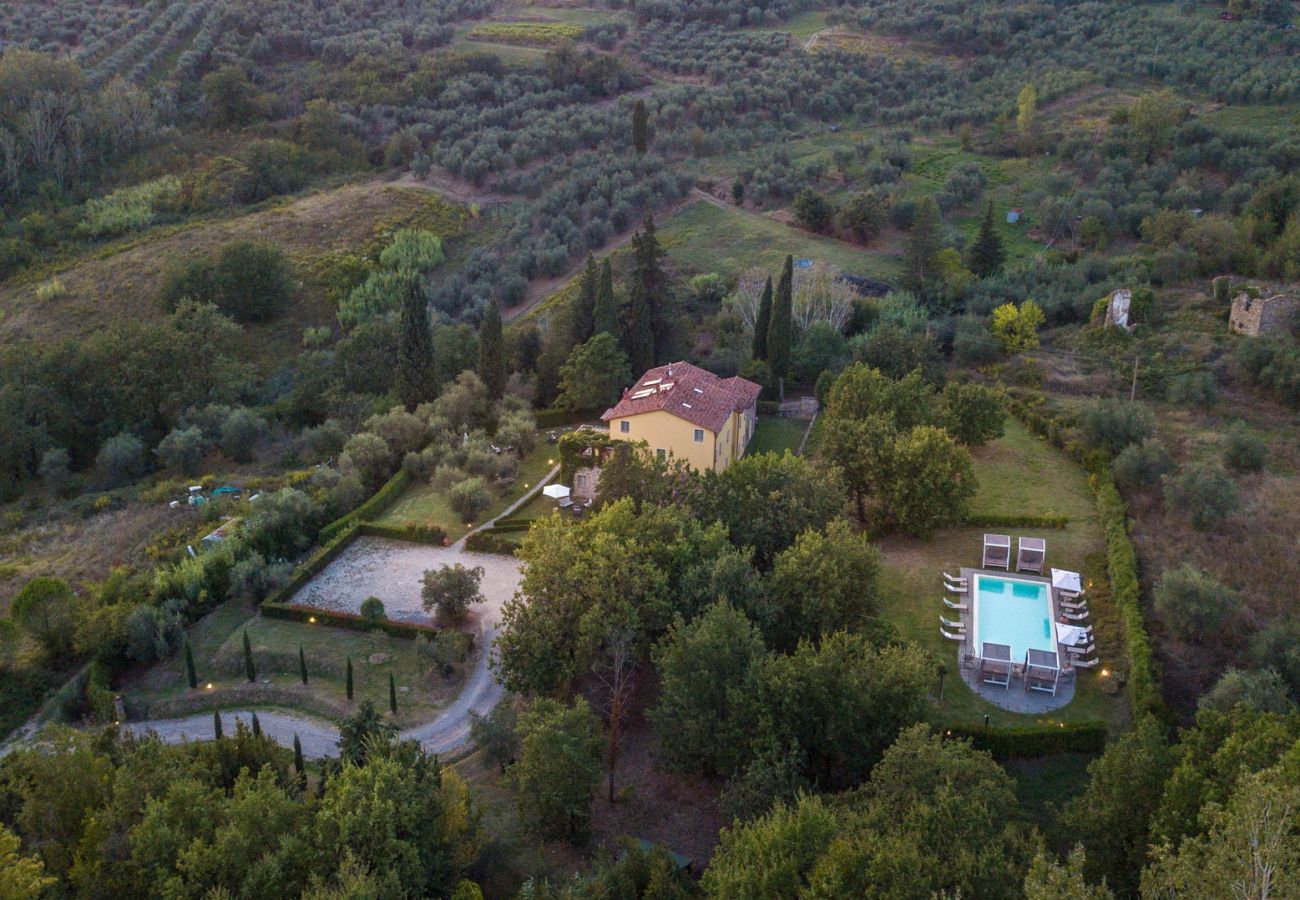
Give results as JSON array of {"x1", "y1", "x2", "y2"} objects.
[{"x1": 601, "y1": 362, "x2": 761, "y2": 434}]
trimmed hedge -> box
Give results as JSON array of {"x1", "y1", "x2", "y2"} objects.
[
  {"x1": 359, "y1": 521, "x2": 448, "y2": 545},
  {"x1": 464, "y1": 530, "x2": 520, "y2": 555},
  {"x1": 1009, "y1": 395, "x2": 1166, "y2": 720},
  {"x1": 263, "y1": 523, "x2": 362, "y2": 608},
  {"x1": 947, "y1": 720, "x2": 1107, "y2": 760},
  {"x1": 261, "y1": 602, "x2": 445, "y2": 641},
  {"x1": 492, "y1": 515, "x2": 536, "y2": 529},
  {"x1": 485, "y1": 521, "x2": 531, "y2": 534},
  {"x1": 319, "y1": 469, "x2": 410, "y2": 544},
  {"x1": 965, "y1": 512, "x2": 1069, "y2": 529}
]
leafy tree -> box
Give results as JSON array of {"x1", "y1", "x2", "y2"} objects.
[
  {"x1": 940, "y1": 380, "x2": 1005, "y2": 446},
  {"x1": 477, "y1": 300, "x2": 506, "y2": 401},
  {"x1": 649, "y1": 601, "x2": 766, "y2": 777},
  {"x1": 820, "y1": 414, "x2": 895, "y2": 523},
  {"x1": 752, "y1": 276, "x2": 773, "y2": 361},
  {"x1": 1078, "y1": 398, "x2": 1155, "y2": 454},
  {"x1": 1199, "y1": 667, "x2": 1293, "y2": 715},
  {"x1": 243, "y1": 630, "x2": 256, "y2": 682},
  {"x1": 97, "y1": 431, "x2": 148, "y2": 487},
  {"x1": 448, "y1": 477, "x2": 490, "y2": 524},
  {"x1": 703, "y1": 794, "x2": 840, "y2": 898},
  {"x1": 590, "y1": 441, "x2": 694, "y2": 513},
  {"x1": 593, "y1": 257, "x2": 618, "y2": 338},
  {"x1": 1112, "y1": 438, "x2": 1174, "y2": 489},
  {"x1": 240, "y1": 488, "x2": 323, "y2": 558},
  {"x1": 211, "y1": 241, "x2": 294, "y2": 323},
  {"x1": 1061, "y1": 715, "x2": 1172, "y2": 896},
  {"x1": 433, "y1": 371, "x2": 491, "y2": 435},
  {"x1": 360, "y1": 596, "x2": 386, "y2": 628},
  {"x1": 1162, "y1": 462, "x2": 1240, "y2": 530},
  {"x1": 558, "y1": 332, "x2": 632, "y2": 412},
  {"x1": 512, "y1": 698, "x2": 603, "y2": 843},
  {"x1": 902, "y1": 196, "x2": 942, "y2": 295},
  {"x1": 1221, "y1": 421, "x2": 1267, "y2": 472},
  {"x1": 575, "y1": 254, "x2": 598, "y2": 344},
  {"x1": 1017, "y1": 83, "x2": 1038, "y2": 145},
  {"x1": 0, "y1": 822, "x2": 56, "y2": 898},
  {"x1": 793, "y1": 189, "x2": 834, "y2": 232},
  {"x1": 200, "y1": 65, "x2": 259, "y2": 128},
  {"x1": 1153, "y1": 565, "x2": 1240, "y2": 642},
  {"x1": 220, "y1": 408, "x2": 267, "y2": 464},
  {"x1": 1025, "y1": 847, "x2": 1114, "y2": 900},
  {"x1": 337, "y1": 699, "x2": 397, "y2": 765},
  {"x1": 838, "y1": 191, "x2": 887, "y2": 244},
  {"x1": 768, "y1": 520, "x2": 882, "y2": 650},
  {"x1": 826, "y1": 364, "x2": 939, "y2": 430},
  {"x1": 967, "y1": 201, "x2": 1006, "y2": 277},
  {"x1": 878, "y1": 426, "x2": 978, "y2": 536},
  {"x1": 38, "y1": 447, "x2": 73, "y2": 494},
  {"x1": 11, "y1": 576, "x2": 79, "y2": 660},
  {"x1": 694, "y1": 451, "x2": 846, "y2": 569},
  {"x1": 469, "y1": 702, "x2": 520, "y2": 774},
  {"x1": 767, "y1": 255, "x2": 794, "y2": 396},
  {"x1": 396, "y1": 276, "x2": 437, "y2": 410},
  {"x1": 990, "y1": 299, "x2": 1045, "y2": 353},
  {"x1": 184, "y1": 636, "x2": 198, "y2": 689},
  {"x1": 422, "y1": 563, "x2": 486, "y2": 622},
  {"x1": 1128, "y1": 88, "x2": 1184, "y2": 163},
  {"x1": 156, "y1": 426, "x2": 209, "y2": 475},
  {"x1": 631, "y1": 99, "x2": 648, "y2": 154}
]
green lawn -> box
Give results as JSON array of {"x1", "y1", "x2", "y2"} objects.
[
  {"x1": 380, "y1": 442, "x2": 559, "y2": 538},
  {"x1": 120, "y1": 601, "x2": 468, "y2": 729},
  {"x1": 659, "y1": 199, "x2": 901, "y2": 280},
  {"x1": 748, "y1": 415, "x2": 808, "y2": 456},
  {"x1": 873, "y1": 419, "x2": 1130, "y2": 733},
  {"x1": 452, "y1": 40, "x2": 549, "y2": 66}
]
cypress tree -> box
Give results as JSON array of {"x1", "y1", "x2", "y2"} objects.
[
  {"x1": 345, "y1": 656, "x2": 353, "y2": 700},
  {"x1": 183, "y1": 636, "x2": 197, "y2": 689},
  {"x1": 752, "y1": 276, "x2": 773, "y2": 360},
  {"x1": 631, "y1": 99, "x2": 648, "y2": 154},
  {"x1": 213, "y1": 709, "x2": 223, "y2": 740},
  {"x1": 298, "y1": 645, "x2": 307, "y2": 684},
  {"x1": 396, "y1": 275, "x2": 438, "y2": 410},
  {"x1": 478, "y1": 299, "x2": 506, "y2": 400},
  {"x1": 293, "y1": 734, "x2": 305, "y2": 782},
  {"x1": 389, "y1": 673, "x2": 398, "y2": 714},
  {"x1": 767, "y1": 255, "x2": 794, "y2": 399},
  {"x1": 242, "y1": 630, "x2": 255, "y2": 683},
  {"x1": 903, "y1": 196, "x2": 943, "y2": 295},
  {"x1": 593, "y1": 257, "x2": 617, "y2": 338},
  {"x1": 967, "y1": 201, "x2": 1006, "y2": 278},
  {"x1": 624, "y1": 217, "x2": 666, "y2": 374},
  {"x1": 251, "y1": 711, "x2": 262, "y2": 738},
  {"x1": 575, "y1": 254, "x2": 598, "y2": 344}
]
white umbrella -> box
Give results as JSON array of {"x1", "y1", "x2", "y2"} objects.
[{"x1": 542, "y1": 484, "x2": 571, "y2": 499}]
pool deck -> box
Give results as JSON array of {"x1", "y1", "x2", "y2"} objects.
[{"x1": 954, "y1": 567, "x2": 1077, "y2": 713}]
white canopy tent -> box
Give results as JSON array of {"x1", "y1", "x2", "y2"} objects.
[
  {"x1": 542, "y1": 484, "x2": 571, "y2": 499},
  {"x1": 1051, "y1": 568, "x2": 1083, "y2": 596}
]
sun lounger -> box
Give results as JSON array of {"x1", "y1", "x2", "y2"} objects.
[
  {"x1": 1073, "y1": 657, "x2": 1100, "y2": 668},
  {"x1": 1062, "y1": 609, "x2": 1089, "y2": 622},
  {"x1": 943, "y1": 597, "x2": 969, "y2": 611},
  {"x1": 557, "y1": 497, "x2": 573, "y2": 509},
  {"x1": 1066, "y1": 643, "x2": 1096, "y2": 657},
  {"x1": 944, "y1": 580, "x2": 968, "y2": 594},
  {"x1": 940, "y1": 628, "x2": 965, "y2": 642},
  {"x1": 940, "y1": 615, "x2": 965, "y2": 631},
  {"x1": 943, "y1": 571, "x2": 967, "y2": 585}
]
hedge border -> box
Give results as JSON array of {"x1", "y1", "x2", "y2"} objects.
[
  {"x1": 947, "y1": 720, "x2": 1107, "y2": 760},
  {"x1": 964, "y1": 512, "x2": 1069, "y2": 529},
  {"x1": 319, "y1": 469, "x2": 410, "y2": 544},
  {"x1": 464, "y1": 530, "x2": 521, "y2": 555},
  {"x1": 1008, "y1": 395, "x2": 1166, "y2": 720},
  {"x1": 261, "y1": 602, "x2": 447, "y2": 641},
  {"x1": 358, "y1": 521, "x2": 448, "y2": 545},
  {"x1": 263, "y1": 523, "x2": 362, "y2": 608}
]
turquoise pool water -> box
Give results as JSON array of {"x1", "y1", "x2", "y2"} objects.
[{"x1": 974, "y1": 575, "x2": 1053, "y2": 663}]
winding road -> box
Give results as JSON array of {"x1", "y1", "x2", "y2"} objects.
[{"x1": 37, "y1": 466, "x2": 559, "y2": 761}]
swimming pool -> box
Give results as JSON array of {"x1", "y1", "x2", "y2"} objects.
[{"x1": 973, "y1": 574, "x2": 1053, "y2": 663}]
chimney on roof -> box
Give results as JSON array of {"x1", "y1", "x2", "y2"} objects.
[{"x1": 667, "y1": 366, "x2": 673, "y2": 377}]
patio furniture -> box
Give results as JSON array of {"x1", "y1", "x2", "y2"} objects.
[
  {"x1": 1061, "y1": 597, "x2": 1088, "y2": 610},
  {"x1": 1017, "y1": 537, "x2": 1046, "y2": 574},
  {"x1": 944, "y1": 579, "x2": 968, "y2": 594},
  {"x1": 1062, "y1": 609, "x2": 1089, "y2": 622},
  {"x1": 1051, "y1": 568, "x2": 1084, "y2": 596},
  {"x1": 1067, "y1": 643, "x2": 1096, "y2": 657},
  {"x1": 940, "y1": 628, "x2": 965, "y2": 642},
  {"x1": 940, "y1": 615, "x2": 965, "y2": 631},
  {"x1": 1054, "y1": 622, "x2": 1091, "y2": 647},
  {"x1": 978, "y1": 642, "x2": 1013, "y2": 688},
  {"x1": 1074, "y1": 657, "x2": 1101, "y2": 669},
  {"x1": 557, "y1": 497, "x2": 573, "y2": 509},
  {"x1": 943, "y1": 571, "x2": 967, "y2": 585},
  {"x1": 943, "y1": 597, "x2": 969, "y2": 611},
  {"x1": 1024, "y1": 648, "x2": 1060, "y2": 695},
  {"x1": 982, "y1": 534, "x2": 1011, "y2": 570}
]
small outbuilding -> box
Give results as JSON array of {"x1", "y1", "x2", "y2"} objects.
[{"x1": 1229, "y1": 292, "x2": 1300, "y2": 337}]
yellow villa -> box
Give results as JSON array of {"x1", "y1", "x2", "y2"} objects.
[{"x1": 601, "y1": 361, "x2": 762, "y2": 472}]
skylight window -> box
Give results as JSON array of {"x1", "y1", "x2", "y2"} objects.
[{"x1": 631, "y1": 389, "x2": 655, "y2": 399}]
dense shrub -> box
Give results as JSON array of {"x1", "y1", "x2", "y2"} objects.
[
  {"x1": 1162, "y1": 462, "x2": 1240, "y2": 530},
  {"x1": 1220, "y1": 421, "x2": 1267, "y2": 472},
  {"x1": 1111, "y1": 438, "x2": 1174, "y2": 490},
  {"x1": 1153, "y1": 565, "x2": 1241, "y2": 643},
  {"x1": 97, "y1": 432, "x2": 149, "y2": 487},
  {"x1": 1077, "y1": 398, "x2": 1155, "y2": 454},
  {"x1": 449, "y1": 476, "x2": 491, "y2": 523}
]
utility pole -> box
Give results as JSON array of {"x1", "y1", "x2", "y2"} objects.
[{"x1": 1130, "y1": 354, "x2": 1140, "y2": 402}]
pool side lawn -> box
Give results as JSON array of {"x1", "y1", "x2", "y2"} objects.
[{"x1": 873, "y1": 419, "x2": 1130, "y2": 734}]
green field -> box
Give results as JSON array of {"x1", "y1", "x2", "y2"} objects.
[
  {"x1": 747, "y1": 415, "x2": 808, "y2": 456},
  {"x1": 873, "y1": 419, "x2": 1128, "y2": 732},
  {"x1": 120, "y1": 600, "x2": 468, "y2": 728},
  {"x1": 454, "y1": 40, "x2": 550, "y2": 66},
  {"x1": 660, "y1": 199, "x2": 901, "y2": 280}
]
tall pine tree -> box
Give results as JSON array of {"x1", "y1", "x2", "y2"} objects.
[
  {"x1": 396, "y1": 275, "x2": 437, "y2": 410},
  {"x1": 903, "y1": 196, "x2": 943, "y2": 296},
  {"x1": 967, "y1": 201, "x2": 1006, "y2": 278},
  {"x1": 575, "y1": 254, "x2": 598, "y2": 344},
  {"x1": 478, "y1": 299, "x2": 506, "y2": 400},
  {"x1": 631, "y1": 100, "x2": 648, "y2": 155},
  {"x1": 752, "y1": 276, "x2": 773, "y2": 360},
  {"x1": 593, "y1": 257, "x2": 617, "y2": 338},
  {"x1": 767, "y1": 255, "x2": 794, "y2": 399},
  {"x1": 623, "y1": 217, "x2": 667, "y2": 373}
]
